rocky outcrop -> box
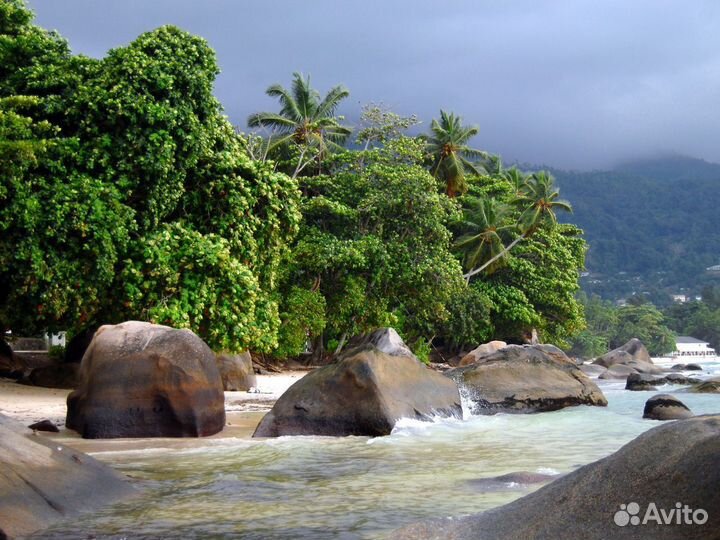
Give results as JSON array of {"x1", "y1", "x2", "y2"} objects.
[
  {"x1": 598, "y1": 364, "x2": 637, "y2": 379},
  {"x1": 253, "y1": 346, "x2": 462, "y2": 437},
  {"x1": 446, "y1": 345, "x2": 607, "y2": 415},
  {"x1": 66, "y1": 321, "x2": 225, "y2": 438},
  {"x1": 459, "y1": 341, "x2": 507, "y2": 367},
  {"x1": 0, "y1": 413, "x2": 136, "y2": 539},
  {"x1": 643, "y1": 394, "x2": 693, "y2": 420},
  {"x1": 391, "y1": 415, "x2": 720, "y2": 539},
  {"x1": 593, "y1": 339, "x2": 663, "y2": 375},
  {"x1": 19, "y1": 363, "x2": 79, "y2": 389},
  {"x1": 216, "y1": 351, "x2": 256, "y2": 391},
  {"x1": 626, "y1": 372, "x2": 702, "y2": 391},
  {"x1": 340, "y1": 327, "x2": 416, "y2": 360},
  {"x1": 689, "y1": 378, "x2": 720, "y2": 393},
  {"x1": 578, "y1": 363, "x2": 607, "y2": 377}
]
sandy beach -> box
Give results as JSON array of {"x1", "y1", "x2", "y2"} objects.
[{"x1": 0, "y1": 371, "x2": 307, "y2": 452}]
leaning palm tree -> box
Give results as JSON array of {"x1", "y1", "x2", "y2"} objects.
[
  {"x1": 463, "y1": 171, "x2": 572, "y2": 280},
  {"x1": 426, "y1": 110, "x2": 487, "y2": 197},
  {"x1": 454, "y1": 197, "x2": 514, "y2": 275},
  {"x1": 247, "y1": 72, "x2": 351, "y2": 175}
]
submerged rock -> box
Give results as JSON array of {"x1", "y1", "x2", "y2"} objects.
[
  {"x1": 216, "y1": 351, "x2": 256, "y2": 391},
  {"x1": 689, "y1": 378, "x2": 720, "y2": 393},
  {"x1": 466, "y1": 471, "x2": 559, "y2": 492},
  {"x1": 391, "y1": 415, "x2": 720, "y2": 539},
  {"x1": 643, "y1": 394, "x2": 693, "y2": 420},
  {"x1": 626, "y1": 373, "x2": 702, "y2": 391},
  {"x1": 253, "y1": 348, "x2": 461, "y2": 437},
  {"x1": 66, "y1": 321, "x2": 225, "y2": 438},
  {"x1": 446, "y1": 344, "x2": 607, "y2": 415},
  {"x1": 0, "y1": 413, "x2": 136, "y2": 539}
]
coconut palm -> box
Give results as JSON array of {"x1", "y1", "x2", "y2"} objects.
[
  {"x1": 247, "y1": 72, "x2": 351, "y2": 174},
  {"x1": 463, "y1": 171, "x2": 572, "y2": 280},
  {"x1": 426, "y1": 110, "x2": 487, "y2": 197},
  {"x1": 454, "y1": 197, "x2": 514, "y2": 275}
]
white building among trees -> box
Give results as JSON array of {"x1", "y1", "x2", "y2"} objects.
[{"x1": 673, "y1": 336, "x2": 716, "y2": 358}]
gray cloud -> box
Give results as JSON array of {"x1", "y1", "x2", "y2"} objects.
[{"x1": 28, "y1": 0, "x2": 720, "y2": 169}]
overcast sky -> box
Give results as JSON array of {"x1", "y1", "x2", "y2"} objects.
[{"x1": 27, "y1": 0, "x2": 720, "y2": 170}]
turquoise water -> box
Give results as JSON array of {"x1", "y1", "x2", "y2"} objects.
[{"x1": 30, "y1": 365, "x2": 720, "y2": 539}]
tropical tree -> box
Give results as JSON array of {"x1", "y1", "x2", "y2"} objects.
[
  {"x1": 426, "y1": 110, "x2": 486, "y2": 197},
  {"x1": 247, "y1": 72, "x2": 351, "y2": 176},
  {"x1": 454, "y1": 197, "x2": 514, "y2": 275},
  {"x1": 463, "y1": 171, "x2": 572, "y2": 279}
]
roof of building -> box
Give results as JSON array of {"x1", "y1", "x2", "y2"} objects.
[{"x1": 676, "y1": 336, "x2": 709, "y2": 344}]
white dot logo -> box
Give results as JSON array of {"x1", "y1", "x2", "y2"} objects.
[{"x1": 614, "y1": 502, "x2": 641, "y2": 526}]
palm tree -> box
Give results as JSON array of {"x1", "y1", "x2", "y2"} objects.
[
  {"x1": 426, "y1": 110, "x2": 487, "y2": 197},
  {"x1": 247, "y1": 72, "x2": 351, "y2": 175},
  {"x1": 463, "y1": 171, "x2": 572, "y2": 280},
  {"x1": 502, "y1": 167, "x2": 530, "y2": 197},
  {"x1": 454, "y1": 197, "x2": 514, "y2": 275}
]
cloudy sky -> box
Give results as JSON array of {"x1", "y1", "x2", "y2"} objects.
[{"x1": 28, "y1": 0, "x2": 720, "y2": 170}]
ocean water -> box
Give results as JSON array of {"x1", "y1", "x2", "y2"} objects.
[{"x1": 30, "y1": 361, "x2": 720, "y2": 540}]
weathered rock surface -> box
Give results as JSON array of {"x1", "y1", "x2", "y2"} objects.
[
  {"x1": 579, "y1": 363, "x2": 607, "y2": 377},
  {"x1": 598, "y1": 364, "x2": 638, "y2": 380},
  {"x1": 340, "y1": 327, "x2": 416, "y2": 360},
  {"x1": 593, "y1": 339, "x2": 662, "y2": 375},
  {"x1": 626, "y1": 372, "x2": 702, "y2": 391},
  {"x1": 0, "y1": 413, "x2": 136, "y2": 539},
  {"x1": 66, "y1": 321, "x2": 225, "y2": 438},
  {"x1": 459, "y1": 341, "x2": 507, "y2": 367},
  {"x1": 20, "y1": 363, "x2": 79, "y2": 389},
  {"x1": 253, "y1": 348, "x2": 462, "y2": 437},
  {"x1": 216, "y1": 351, "x2": 256, "y2": 391},
  {"x1": 689, "y1": 378, "x2": 720, "y2": 393},
  {"x1": 391, "y1": 415, "x2": 720, "y2": 539},
  {"x1": 446, "y1": 345, "x2": 607, "y2": 415},
  {"x1": 643, "y1": 394, "x2": 693, "y2": 420}
]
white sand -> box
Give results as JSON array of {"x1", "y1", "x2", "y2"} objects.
[{"x1": 0, "y1": 370, "x2": 307, "y2": 428}]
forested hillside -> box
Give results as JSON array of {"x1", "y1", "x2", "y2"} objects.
[{"x1": 553, "y1": 156, "x2": 720, "y2": 300}]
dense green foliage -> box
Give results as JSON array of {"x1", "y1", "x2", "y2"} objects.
[
  {"x1": 2, "y1": 2, "x2": 590, "y2": 359},
  {"x1": 0, "y1": 2, "x2": 300, "y2": 351},
  {"x1": 570, "y1": 293, "x2": 676, "y2": 358},
  {"x1": 554, "y1": 156, "x2": 720, "y2": 300}
]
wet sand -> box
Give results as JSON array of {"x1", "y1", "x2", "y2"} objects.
[{"x1": 0, "y1": 370, "x2": 307, "y2": 453}]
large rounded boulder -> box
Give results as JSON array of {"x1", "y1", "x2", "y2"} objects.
[
  {"x1": 0, "y1": 413, "x2": 136, "y2": 539},
  {"x1": 66, "y1": 321, "x2": 225, "y2": 438},
  {"x1": 216, "y1": 351, "x2": 256, "y2": 391},
  {"x1": 459, "y1": 341, "x2": 507, "y2": 367},
  {"x1": 643, "y1": 394, "x2": 693, "y2": 420},
  {"x1": 593, "y1": 338, "x2": 663, "y2": 375},
  {"x1": 446, "y1": 344, "x2": 607, "y2": 415},
  {"x1": 253, "y1": 336, "x2": 462, "y2": 437},
  {"x1": 391, "y1": 415, "x2": 720, "y2": 539}
]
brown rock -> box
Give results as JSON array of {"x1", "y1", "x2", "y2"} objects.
[
  {"x1": 20, "y1": 363, "x2": 79, "y2": 389},
  {"x1": 253, "y1": 349, "x2": 462, "y2": 437},
  {"x1": 66, "y1": 321, "x2": 225, "y2": 439},
  {"x1": 459, "y1": 341, "x2": 508, "y2": 366},
  {"x1": 216, "y1": 351, "x2": 256, "y2": 391},
  {"x1": 447, "y1": 344, "x2": 607, "y2": 415},
  {"x1": 0, "y1": 413, "x2": 136, "y2": 539}
]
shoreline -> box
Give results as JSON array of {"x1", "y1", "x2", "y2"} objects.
[{"x1": 0, "y1": 371, "x2": 306, "y2": 454}]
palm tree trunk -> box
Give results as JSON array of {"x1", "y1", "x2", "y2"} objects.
[{"x1": 463, "y1": 232, "x2": 528, "y2": 281}]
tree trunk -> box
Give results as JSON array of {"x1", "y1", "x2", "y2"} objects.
[
  {"x1": 463, "y1": 232, "x2": 528, "y2": 281},
  {"x1": 310, "y1": 333, "x2": 325, "y2": 365}
]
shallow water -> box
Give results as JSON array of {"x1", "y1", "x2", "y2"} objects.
[{"x1": 30, "y1": 364, "x2": 720, "y2": 540}]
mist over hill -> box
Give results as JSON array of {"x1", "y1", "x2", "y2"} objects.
[{"x1": 551, "y1": 156, "x2": 720, "y2": 301}]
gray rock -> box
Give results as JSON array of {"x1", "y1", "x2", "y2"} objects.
[
  {"x1": 466, "y1": 471, "x2": 559, "y2": 492},
  {"x1": 593, "y1": 338, "x2": 653, "y2": 368},
  {"x1": 216, "y1": 351, "x2": 256, "y2": 391},
  {"x1": 599, "y1": 364, "x2": 638, "y2": 380},
  {"x1": 579, "y1": 363, "x2": 608, "y2": 377},
  {"x1": 643, "y1": 394, "x2": 693, "y2": 420},
  {"x1": 625, "y1": 373, "x2": 663, "y2": 391},
  {"x1": 340, "y1": 327, "x2": 416, "y2": 360},
  {"x1": 459, "y1": 340, "x2": 507, "y2": 366},
  {"x1": 66, "y1": 321, "x2": 225, "y2": 439},
  {"x1": 253, "y1": 348, "x2": 461, "y2": 437},
  {"x1": 689, "y1": 378, "x2": 720, "y2": 393},
  {"x1": 0, "y1": 413, "x2": 136, "y2": 539},
  {"x1": 391, "y1": 415, "x2": 720, "y2": 539},
  {"x1": 446, "y1": 344, "x2": 607, "y2": 415}
]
